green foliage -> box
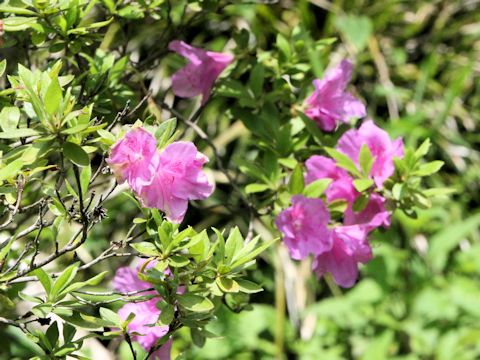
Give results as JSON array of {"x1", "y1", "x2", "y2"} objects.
[{"x1": 0, "y1": 0, "x2": 475, "y2": 359}]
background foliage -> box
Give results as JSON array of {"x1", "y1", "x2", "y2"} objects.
[{"x1": 0, "y1": 0, "x2": 479, "y2": 359}]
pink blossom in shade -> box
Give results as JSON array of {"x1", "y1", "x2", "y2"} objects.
[
  {"x1": 312, "y1": 225, "x2": 372, "y2": 288},
  {"x1": 168, "y1": 40, "x2": 234, "y2": 105},
  {"x1": 337, "y1": 120, "x2": 404, "y2": 188},
  {"x1": 106, "y1": 128, "x2": 157, "y2": 193},
  {"x1": 113, "y1": 264, "x2": 171, "y2": 359},
  {"x1": 275, "y1": 195, "x2": 332, "y2": 260},
  {"x1": 151, "y1": 338, "x2": 173, "y2": 360},
  {"x1": 118, "y1": 300, "x2": 169, "y2": 350},
  {"x1": 304, "y1": 59, "x2": 366, "y2": 132},
  {"x1": 344, "y1": 193, "x2": 391, "y2": 231},
  {"x1": 305, "y1": 155, "x2": 358, "y2": 203},
  {"x1": 139, "y1": 141, "x2": 214, "y2": 223},
  {"x1": 112, "y1": 266, "x2": 154, "y2": 294}
]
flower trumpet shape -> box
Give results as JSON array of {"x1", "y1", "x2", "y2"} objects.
[
  {"x1": 304, "y1": 59, "x2": 366, "y2": 131},
  {"x1": 169, "y1": 40, "x2": 234, "y2": 105}
]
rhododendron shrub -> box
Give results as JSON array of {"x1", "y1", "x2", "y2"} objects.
[{"x1": 0, "y1": 1, "x2": 449, "y2": 359}]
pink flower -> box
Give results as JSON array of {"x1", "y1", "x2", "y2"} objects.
[
  {"x1": 275, "y1": 195, "x2": 332, "y2": 260},
  {"x1": 304, "y1": 60, "x2": 366, "y2": 132},
  {"x1": 305, "y1": 155, "x2": 358, "y2": 203},
  {"x1": 344, "y1": 193, "x2": 391, "y2": 231},
  {"x1": 113, "y1": 264, "x2": 170, "y2": 359},
  {"x1": 107, "y1": 127, "x2": 214, "y2": 223},
  {"x1": 118, "y1": 300, "x2": 169, "y2": 350},
  {"x1": 106, "y1": 128, "x2": 157, "y2": 193},
  {"x1": 112, "y1": 265, "x2": 154, "y2": 294},
  {"x1": 139, "y1": 141, "x2": 214, "y2": 223},
  {"x1": 312, "y1": 225, "x2": 372, "y2": 288},
  {"x1": 337, "y1": 120, "x2": 404, "y2": 187},
  {"x1": 169, "y1": 40, "x2": 234, "y2": 105}
]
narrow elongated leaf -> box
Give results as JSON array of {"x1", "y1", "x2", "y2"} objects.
[
  {"x1": 303, "y1": 179, "x2": 332, "y2": 198},
  {"x1": 63, "y1": 142, "x2": 90, "y2": 167},
  {"x1": 44, "y1": 78, "x2": 62, "y2": 115},
  {"x1": 49, "y1": 263, "x2": 79, "y2": 301},
  {"x1": 0, "y1": 128, "x2": 40, "y2": 139},
  {"x1": 0, "y1": 159, "x2": 24, "y2": 181},
  {"x1": 33, "y1": 268, "x2": 53, "y2": 295}
]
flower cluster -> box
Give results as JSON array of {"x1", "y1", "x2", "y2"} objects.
[
  {"x1": 113, "y1": 262, "x2": 171, "y2": 359},
  {"x1": 277, "y1": 62, "x2": 404, "y2": 287},
  {"x1": 107, "y1": 127, "x2": 214, "y2": 223}
]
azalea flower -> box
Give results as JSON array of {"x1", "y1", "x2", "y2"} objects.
[
  {"x1": 304, "y1": 155, "x2": 358, "y2": 203},
  {"x1": 275, "y1": 195, "x2": 332, "y2": 260},
  {"x1": 107, "y1": 129, "x2": 214, "y2": 223},
  {"x1": 337, "y1": 120, "x2": 404, "y2": 187},
  {"x1": 312, "y1": 225, "x2": 372, "y2": 288},
  {"x1": 169, "y1": 40, "x2": 234, "y2": 105},
  {"x1": 344, "y1": 193, "x2": 391, "y2": 231},
  {"x1": 106, "y1": 128, "x2": 157, "y2": 193},
  {"x1": 138, "y1": 141, "x2": 214, "y2": 223},
  {"x1": 304, "y1": 59, "x2": 366, "y2": 131},
  {"x1": 113, "y1": 264, "x2": 171, "y2": 360}
]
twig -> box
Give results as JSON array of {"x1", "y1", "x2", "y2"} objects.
[{"x1": 0, "y1": 177, "x2": 25, "y2": 230}]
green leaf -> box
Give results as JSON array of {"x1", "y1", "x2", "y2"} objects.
[
  {"x1": 80, "y1": 165, "x2": 91, "y2": 198},
  {"x1": 177, "y1": 294, "x2": 214, "y2": 313},
  {"x1": 0, "y1": 107, "x2": 19, "y2": 131},
  {"x1": 236, "y1": 279, "x2": 263, "y2": 294},
  {"x1": 412, "y1": 161, "x2": 444, "y2": 176},
  {"x1": 33, "y1": 268, "x2": 53, "y2": 295},
  {"x1": 0, "y1": 128, "x2": 40, "y2": 139},
  {"x1": 335, "y1": 15, "x2": 373, "y2": 52},
  {"x1": 191, "y1": 328, "x2": 206, "y2": 348},
  {"x1": 99, "y1": 307, "x2": 122, "y2": 327},
  {"x1": 248, "y1": 63, "x2": 265, "y2": 97},
  {"x1": 97, "y1": 129, "x2": 116, "y2": 145},
  {"x1": 288, "y1": 164, "x2": 305, "y2": 195},
  {"x1": 158, "y1": 303, "x2": 175, "y2": 326},
  {"x1": 49, "y1": 263, "x2": 79, "y2": 301},
  {"x1": 224, "y1": 227, "x2": 244, "y2": 265},
  {"x1": 46, "y1": 322, "x2": 59, "y2": 349},
  {"x1": 44, "y1": 77, "x2": 62, "y2": 115},
  {"x1": 414, "y1": 138, "x2": 431, "y2": 159},
  {"x1": 216, "y1": 277, "x2": 240, "y2": 293},
  {"x1": 63, "y1": 142, "x2": 90, "y2": 167},
  {"x1": 155, "y1": 118, "x2": 177, "y2": 149},
  {"x1": 0, "y1": 59, "x2": 6, "y2": 77},
  {"x1": 0, "y1": 159, "x2": 24, "y2": 182},
  {"x1": 118, "y1": 4, "x2": 144, "y2": 19},
  {"x1": 276, "y1": 34, "x2": 291, "y2": 60},
  {"x1": 359, "y1": 144, "x2": 374, "y2": 176},
  {"x1": 0, "y1": 233, "x2": 17, "y2": 265},
  {"x1": 231, "y1": 238, "x2": 278, "y2": 270},
  {"x1": 352, "y1": 193, "x2": 370, "y2": 212},
  {"x1": 61, "y1": 271, "x2": 109, "y2": 295},
  {"x1": 130, "y1": 242, "x2": 160, "y2": 256},
  {"x1": 0, "y1": 6, "x2": 37, "y2": 15},
  {"x1": 61, "y1": 123, "x2": 90, "y2": 135},
  {"x1": 423, "y1": 187, "x2": 456, "y2": 197},
  {"x1": 245, "y1": 183, "x2": 271, "y2": 194},
  {"x1": 168, "y1": 255, "x2": 190, "y2": 267},
  {"x1": 353, "y1": 179, "x2": 374, "y2": 192},
  {"x1": 328, "y1": 199, "x2": 349, "y2": 213},
  {"x1": 324, "y1": 147, "x2": 362, "y2": 178},
  {"x1": 303, "y1": 179, "x2": 332, "y2": 198}
]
